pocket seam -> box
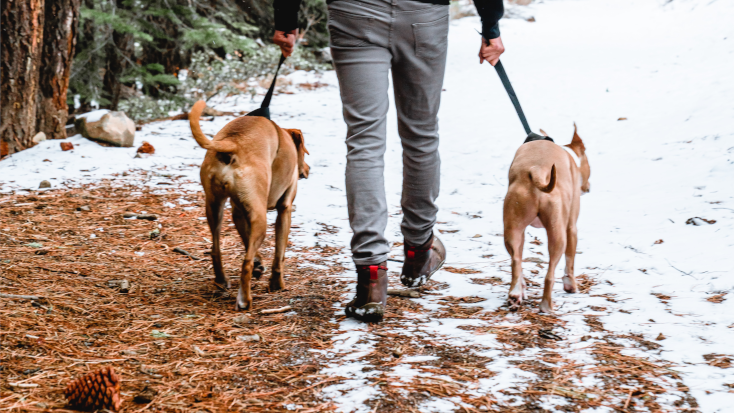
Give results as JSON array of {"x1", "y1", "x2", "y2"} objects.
[
  {"x1": 328, "y1": 9, "x2": 374, "y2": 47},
  {"x1": 329, "y1": 9, "x2": 373, "y2": 21},
  {"x1": 412, "y1": 14, "x2": 450, "y2": 29},
  {"x1": 412, "y1": 15, "x2": 449, "y2": 59}
]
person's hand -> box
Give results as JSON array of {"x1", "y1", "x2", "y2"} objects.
[
  {"x1": 479, "y1": 36, "x2": 505, "y2": 66},
  {"x1": 273, "y1": 29, "x2": 299, "y2": 57}
]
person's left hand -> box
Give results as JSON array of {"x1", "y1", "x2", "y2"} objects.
[
  {"x1": 273, "y1": 29, "x2": 299, "y2": 57},
  {"x1": 479, "y1": 36, "x2": 505, "y2": 66}
]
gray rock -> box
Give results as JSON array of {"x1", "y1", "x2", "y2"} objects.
[
  {"x1": 39, "y1": 180, "x2": 51, "y2": 189},
  {"x1": 32, "y1": 132, "x2": 47, "y2": 144},
  {"x1": 75, "y1": 110, "x2": 135, "y2": 147}
]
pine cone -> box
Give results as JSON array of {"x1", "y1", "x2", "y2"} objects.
[{"x1": 65, "y1": 366, "x2": 122, "y2": 411}]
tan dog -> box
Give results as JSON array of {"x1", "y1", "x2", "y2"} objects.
[
  {"x1": 189, "y1": 100, "x2": 309, "y2": 311},
  {"x1": 503, "y1": 125, "x2": 590, "y2": 313}
]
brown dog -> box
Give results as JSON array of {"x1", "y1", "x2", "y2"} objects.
[
  {"x1": 188, "y1": 100, "x2": 309, "y2": 310},
  {"x1": 503, "y1": 125, "x2": 590, "y2": 313}
]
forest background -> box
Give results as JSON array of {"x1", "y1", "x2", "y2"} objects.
[{"x1": 0, "y1": 0, "x2": 331, "y2": 157}]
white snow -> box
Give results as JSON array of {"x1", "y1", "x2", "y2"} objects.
[
  {"x1": 2, "y1": 0, "x2": 733, "y2": 410},
  {"x1": 76, "y1": 109, "x2": 110, "y2": 123}
]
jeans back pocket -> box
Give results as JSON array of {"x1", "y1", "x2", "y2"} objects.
[
  {"x1": 412, "y1": 14, "x2": 449, "y2": 60},
  {"x1": 328, "y1": 9, "x2": 374, "y2": 47}
]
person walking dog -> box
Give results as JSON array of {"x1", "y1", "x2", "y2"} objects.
[{"x1": 273, "y1": 0, "x2": 505, "y2": 322}]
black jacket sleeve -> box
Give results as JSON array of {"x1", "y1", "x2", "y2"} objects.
[
  {"x1": 273, "y1": 0, "x2": 302, "y2": 32},
  {"x1": 473, "y1": 0, "x2": 504, "y2": 40}
]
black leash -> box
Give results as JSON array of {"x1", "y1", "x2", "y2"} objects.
[
  {"x1": 494, "y1": 59, "x2": 552, "y2": 143},
  {"x1": 246, "y1": 53, "x2": 287, "y2": 120}
]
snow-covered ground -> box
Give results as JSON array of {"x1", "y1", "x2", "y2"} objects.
[{"x1": 2, "y1": 0, "x2": 733, "y2": 410}]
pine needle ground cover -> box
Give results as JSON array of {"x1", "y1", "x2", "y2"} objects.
[
  {"x1": 0, "y1": 182, "x2": 346, "y2": 411},
  {"x1": 0, "y1": 180, "x2": 701, "y2": 411}
]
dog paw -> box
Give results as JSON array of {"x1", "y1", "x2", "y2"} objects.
[
  {"x1": 213, "y1": 278, "x2": 230, "y2": 291},
  {"x1": 235, "y1": 299, "x2": 252, "y2": 311},
  {"x1": 562, "y1": 276, "x2": 578, "y2": 293},
  {"x1": 508, "y1": 292, "x2": 524, "y2": 311},
  {"x1": 268, "y1": 277, "x2": 285, "y2": 292},
  {"x1": 236, "y1": 289, "x2": 252, "y2": 311},
  {"x1": 539, "y1": 300, "x2": 553, "y2": 313},
  {"x1": 253, "y1": 259, "x2": 265, "y2": 280}
]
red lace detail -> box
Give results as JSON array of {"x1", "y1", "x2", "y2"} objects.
[
  {"x1": 406, "y1": 245, "x2": 431, "y2": 260},
  {"x1": 369, "y1": 265, "x2": 379, "y2": 281}
]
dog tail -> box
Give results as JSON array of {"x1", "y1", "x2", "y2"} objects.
[
  {"x1": 530, "y1": 164, "x2": 556, "y2": 193},
  {"x1": 189, "y1": 100, "x2": 237, "y2": 153}
]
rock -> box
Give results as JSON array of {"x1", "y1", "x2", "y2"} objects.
[
  {"x1": 237, "y1": 334, "x2": 260, "y2": 342},
  {"x1": 60, "y1": 142, "x2": 74, "y2": 151},
  {"x1": 39, "y1": 180, "x2": 51, "y2": 189},
  {"x1": 32, "y1": 132, "x2": 47, "y2": 144},
  {"x1": 77, "y1": 205, "x2": 91, "y2": 212},
  {"x1": 119, "y1": 280, "x2": 130, "y2": 293},
  {"x1": 233, "y1": 314, "x2": 251, "y2": 325},
  {"x1": 75, "y1": 110, "x2": 135, "y2": 147},
  {"x1": 137, "y1": 141, "x2": 155, "y2": 154}
]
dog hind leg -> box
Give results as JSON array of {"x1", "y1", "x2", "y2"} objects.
[
  {"x1": 236, "y1": 204, "x2": 267, "y2": 311},
  {"x1": 206, "y1": 196, "x2": 229, "y2": 290},
  {"x1": 504, "y1": 227, "x2": 526, "y2": 308},
  {"x1": 563, "y1": 223, "x2": 579, "y2": 293},
  {"x1": 232, "y1": 206, "x2": 265, "y2": 280},
  {"x1": 270, "y1": 200, "x2": 293, "y2": 292},
  {"x1": 540, "y1": 218, "x2": 567, "y2": 313}
]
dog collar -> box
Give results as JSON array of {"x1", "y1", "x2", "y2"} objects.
[
  {"x1": 524, "y1": 132, "x2": 554, "y2": 143},
  {"x1": 562, "y1": 146, "x2": 581, "y2": 168}
]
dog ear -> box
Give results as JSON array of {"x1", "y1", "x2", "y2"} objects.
[
  {"x1": 570, "y1": 122, "x2": 585, "y2": 151},
  {"x1": 539, "y1": 128, "x2": 549, "y2": 137},
  {"x1": 287, "y1": 129, "x2": 310, "y2": 155}
]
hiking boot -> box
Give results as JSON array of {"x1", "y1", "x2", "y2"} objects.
[
  {"x1": 400, "y1": 234, "x2": 446, "y2": 287},
  {"x1": 345, "y1": 262, "x2": 388, "y2": 323}
]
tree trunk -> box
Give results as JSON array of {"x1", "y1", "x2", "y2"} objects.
[
  {"x1": 0, "y1": 0, "x2": 45, "y2": 157},
  {"x1": 37, "y1": 0, "x2": 81, "y2": 140},
  {"x1": 103, "y1": 0, "x2": 134, "y2": 110}
]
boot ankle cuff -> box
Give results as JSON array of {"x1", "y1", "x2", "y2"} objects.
[{"x1": 405, "y1": 234, "x2": 434, "y2": 250}]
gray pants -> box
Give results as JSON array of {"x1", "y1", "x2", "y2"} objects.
[{"x1": 328, "y1": 0, "x2": 450, "y2": 266}]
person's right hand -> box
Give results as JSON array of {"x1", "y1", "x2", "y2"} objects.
[
  {"x1": 479, "y1": 36, "x2": 505, "y2": 66},
  {"x1": 273, "y1": 29, "x2": 299, "y2": 57}
]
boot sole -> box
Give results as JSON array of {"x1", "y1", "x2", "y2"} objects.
[
  {"x1": 400, "y1": 258, "x2": 446, "y2": 288},
  {"x1": 345, "y1": 303, "x2": 384, "y2": 323}
]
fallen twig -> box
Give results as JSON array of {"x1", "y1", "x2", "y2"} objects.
[
  {"x1": 387, "y1": 289, "x2": 420, "y2": 298},
  {"x1": 173, "y1": 247, "x2": 202, "y2": 260},
  {"x1": 261, "y1": 306, "x2": 292, "y2": 315},
  {"x1": 0, "y1": 293, "x2": 41, "y2": 300}
]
